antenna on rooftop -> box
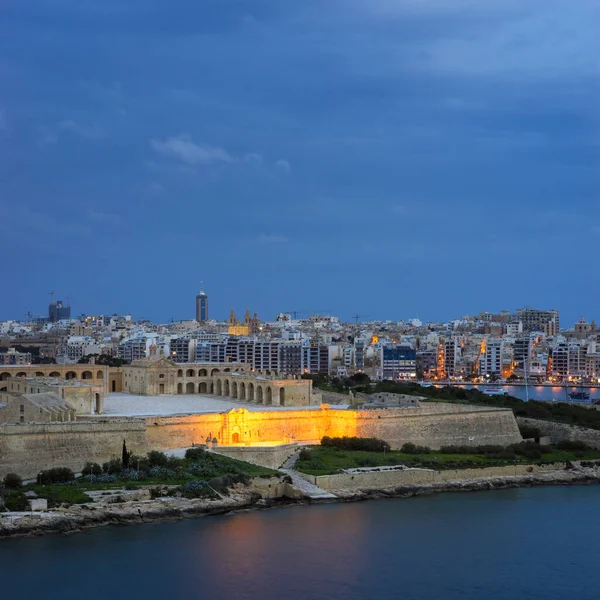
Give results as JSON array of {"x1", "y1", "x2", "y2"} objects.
[{"x1": 49, "y1": 290, "x2": 55, "y2": 304}]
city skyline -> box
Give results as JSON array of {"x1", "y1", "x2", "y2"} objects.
[{"x1": 1, "y1": 286, "x2": 596, "y2": 330}]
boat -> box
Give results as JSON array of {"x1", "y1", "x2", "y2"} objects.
[
  {"x1": 483, "y1": 387, "x2": 508, "y2": 396},
  {"x1": 418, "y1": 382, "x2": 433, "y2": 388},
  {"x1": 568, "y1": 390, "x2": 590, "y2": 401}
]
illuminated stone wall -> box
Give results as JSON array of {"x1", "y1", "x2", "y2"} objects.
[{"x1": 144, "y1": 403, "x2": 522, "y2": 451}]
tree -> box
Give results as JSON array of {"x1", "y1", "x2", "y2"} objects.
[
  {"x1": 350, "y1": 372, "x2": 370, "y2": 384},
  {"x1": 122, "y1": 440, "x2": 132, "y2": 469}
]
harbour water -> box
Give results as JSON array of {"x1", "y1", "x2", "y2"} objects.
[
  {"x1": 2, "y1": 486, "x2": 600, "y2": 599},
  {"x1": 441, "y1": 384, "x2": 600, "y2": 403}
]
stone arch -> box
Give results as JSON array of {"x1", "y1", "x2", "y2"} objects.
[
  {"x1": 257, "y1": 386, "x2": 264, "y2": 404},
  {"x1": 279, "y1": 387, "x2": 285, "y2": 406},
  {"x1": 81, "y1": 370, "x2": 93, "y2": 380},
  {"x1": 96, "y1": 370, "x2": 104, "y2": 379},
  {"x1": 198, "y1": 368, "x2": 208, "y2": 377},
  {"x1": 266, "y1": 387, "x2": 273, "y2": 405},
  {"x1": 65, "y1": 371, "x2": 77, "y2": 380},
  {"x1": 0, "y1": 373, "x2": 11, "y2": 381},
  {"x1": 216, "y1": 379, "x2": 222, "y2": 396},
  {"x1": 224, "y1": 368, "x2": 231, "y2": 373},
  {"x1": 199, "y1": 381, "x2": 207, "y2": 393},
  {"x1": 177, "y1": 382, "x2": 183, "y2": 394},
  {"x1": 0, "y1": 386, "x2": 6, "y2": 392},
  {"x1": 232, "y1": 381, "x2": 238, "y2": 399},
  {"x1": 16, "y1": 372, "x2": 27, "y2": 378},
  {"x1": 224, "y1": 379, "x2": 230, "y2": 397},
  {"x1": 232, "y1": 432, "x2": 240, "y2": 444},
  {"x1": 35, "y1": 371, "x2": 44, "y2": 377},
  {"x1": 177, "y1": 369, "x2": 183, "y2": 377},
  {"x1": 240, "y1": 382, "x2": 246, "y2": 401},
  {"x1": 49, "y1": 371, "x2": 60, "y2": 377},
  {"x1": 186, "y1": 382, "x2": 195, "y2": 394},
  {"x1": 186, "y1": 369, "x2": 195, "y2": 377},
  {"x1": 211, "y1": 368, "x2": 220, "y2": 376},
  {"x1": 248, "y1": 382, "x2": 254, "y2": 402}
]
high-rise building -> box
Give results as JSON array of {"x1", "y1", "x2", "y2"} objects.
[
  {"x1": 381, "y1": 345, "x2": 417, "y2": 380},
  {"x1": 49, "y1": 297, "x2": 71, "y2": 322},
  {"x1": 195, "y1": 287, "x2": 209, "y2": 322},
  {"x1": 478, "y1": 339, "x2": 504, "y2": 377},
  {"x1": 516, "y1": 308, "x2": 559, "y2": 335}
]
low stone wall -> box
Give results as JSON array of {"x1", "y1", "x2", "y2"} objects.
[
  {"x1": 0, "y1": 420, "x2": 148, "y2": 479},
  {"x1": 303, "y1": 463, "x2": 565, "y2": 491},
  {"x1": 212, "y1": 444, "x2": 299, "y2": 470},
  {"x1": 517, "y1": 418, "x2": 600, "y2": 449}
]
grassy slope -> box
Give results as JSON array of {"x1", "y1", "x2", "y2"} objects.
[
  {"x1": 20, "y1": 453, "x2": 277, "y2": 507},
  {"x1": 295, "y1": 446, "x2": 600, "y2": 476}
]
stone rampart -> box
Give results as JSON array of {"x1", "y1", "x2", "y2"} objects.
[
  {"x1": 0, "y1": 420, "x2": 148, "y2": 479},
  {"x1": 212, "y1": 444, "x2": 299, "y2": 470},
  {"x1": 517, "y1": 417, "x2": 600, "y2": 449},
  {"x1": 304, "y1": 463, "x2": 565, "y2": 491},
  {"x1": 142, "y1": 404, "x2": 521, "y2": 451}
]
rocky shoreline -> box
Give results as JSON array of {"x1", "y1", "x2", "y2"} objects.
[{"x1": 1, "y1": 469, "x2": 599, "y2": 540}]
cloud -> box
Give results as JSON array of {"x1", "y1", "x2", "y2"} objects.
[
  {"x1": 275, "y1": 159, "x2": 291, "y2": 173},
  {"x1": 258, "y1": 233, "x2": 288, "y2": 244},
  {"x1": 86, "y1": 209, "x2": 122, "y2": 225},
  {"x1": 148, "y1": 182, "x2": 164, "y2": 195},
  {"x1": 244, "y1": 152, "x2": 263, "y2": 164},
  {"x1": 58, "y1": 119, "x2": 106, "y2": 139},
  {"x1": 151, "y1": 134, "x2": 234, "y2": 165}
]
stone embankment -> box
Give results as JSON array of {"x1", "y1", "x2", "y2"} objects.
[{"x1": 2, "y1": 465, "x2": 599, "y2": 540}]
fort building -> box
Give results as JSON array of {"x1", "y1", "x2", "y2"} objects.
[
  {"x1": 0, "y1": 376, "x2": 103, "y2": 420},
  {"x1": 122, "y1": 357, "x2": 316, "y2": 407}
]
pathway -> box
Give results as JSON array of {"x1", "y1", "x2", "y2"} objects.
[{"x1": 280, "y1": 449, "x2": 337, "y2": 500}]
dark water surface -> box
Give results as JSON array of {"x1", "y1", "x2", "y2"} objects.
[{"x1": 2, "y1": 486, "x2": 600, "y2": 600}]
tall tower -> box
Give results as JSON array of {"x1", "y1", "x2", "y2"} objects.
[{"x1": 195, "y1": 285, "x2": 209, "y2": 323}]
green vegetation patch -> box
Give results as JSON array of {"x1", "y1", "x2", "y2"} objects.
[
  {"x1": 10, "y1": 448, "x2": 278, "y2": 509},
  {"x1": 295, "y1": 444, "x2": 600, "y2": 476}
]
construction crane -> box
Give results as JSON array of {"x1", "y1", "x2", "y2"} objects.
[{"x1": 351, "y1": 314, "x2": 369, "y2": 324}]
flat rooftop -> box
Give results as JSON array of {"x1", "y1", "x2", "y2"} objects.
[{"x1": 101, "y1": 393, "x2": 330, "y2": 417}]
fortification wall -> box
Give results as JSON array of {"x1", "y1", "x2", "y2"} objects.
[
  {"x1": 0, "y1": 420, "x2": 148, "y2": 479},
  {"x1": 305, "y1": 462, "x2": 565, "y2": 491},
  {"x1": 143, "y1": 404, "x2": 521, "y2": 451},
  {"x1": 517, "y1": 417, "x2": 600, "y2": 449},
  {"x1": 212, "y1": 444, "x2": 299, "y2": 469},
  {"x1": 354, "y1": 406, "x2": 522, "y2": 449}
]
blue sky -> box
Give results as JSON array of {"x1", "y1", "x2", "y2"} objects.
[{"x1": 1, "y1": 0, "x2": 599, "y2": 325}]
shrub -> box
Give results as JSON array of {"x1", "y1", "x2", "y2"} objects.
[
  {"x1": 518, "y1": 424, "x2": 541, "y2": 440},
  {"x1": 208, "y1": 473, "x2": 250, "y2": 495},
  {"x1": 147, "y1": 451, "x2": 169, "y2": 467},
  {"x1": 3, "y1": 473, "x2": 22, "y2": 489},
  {"x1": 81, "y1": 462, "x2": 102, "y2": 477},
  {"x1": 37, "y1": 467, "x2": 74, "y2": 485},
  {"x1": 5, "y1": 492, "x2": 28, "y2": 511},
  {"x1": 320, "y1": 436, "x2": 390, "y2": 453},
  {"x1": 298, "y1": 448, "x2": 313, "y2": 461},
  {"x1": 401, "y1": 443, "x2": 431, "y2": 455},
  {"x1": 185, "y1": 447, "x2": 206, "y2": 461},
  {"x1": 178, "y1": 479, "x2": 215, "y2": 499},
  {"x1": 556, "y1": 440, "x2": 590, "y2": 451},
  {"x1": 102, "y1": 458, "x2": 123, "y2": 474}
]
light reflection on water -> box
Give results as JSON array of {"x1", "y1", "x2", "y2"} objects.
[{"x1": 2, "y1": 487, "x2": 600, "y2": 600}]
